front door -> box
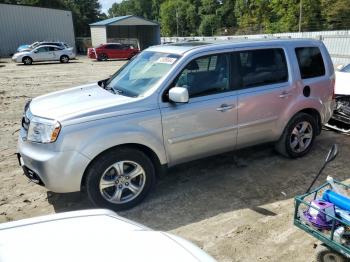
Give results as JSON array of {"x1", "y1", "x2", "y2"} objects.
[
  {"x1": 32, "y1": 46, "x2": 54, "y2": 61},
  {"x1": 160, "y1": 53, "x2": 238, "y2": 165},
  {"x1": 234, "y1": 47, "x2": 294, "y2": 148}
]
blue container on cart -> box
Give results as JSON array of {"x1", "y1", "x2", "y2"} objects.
[{"x1": 323, "y1": 190, "x2": 350, "y2": 212}]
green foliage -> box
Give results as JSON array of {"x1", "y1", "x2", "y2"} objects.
[
  {"x1": 160, "y1": 0, "x2": 198, "y2": 36},
  {"x1": 321, "y1": 0, "x2": 350, "y2": 30},
  {"x1": 199, "y1": 14, "x2": 220, "y2": 36},
  {"x1": 235, "y1": 0, "x2": 271, "y2": 34}
]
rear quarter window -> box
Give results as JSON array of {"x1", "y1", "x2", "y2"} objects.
[{"x1": 295, "y1": 47, "x2": 325, "y2": 79}]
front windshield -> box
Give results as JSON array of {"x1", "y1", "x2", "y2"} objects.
[
  {"x1": 106, "y1": 51, "x2": 181, "y2": 97},
  {"x1": 340, "y1": 64, "x2": 350, "y2": 73}
]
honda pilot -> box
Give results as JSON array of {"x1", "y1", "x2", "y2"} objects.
[{"x1": 17, "y1": 39, "x2": 335, "y2": 210}]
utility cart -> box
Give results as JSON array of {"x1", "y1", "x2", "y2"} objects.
[{"x1": 294, "y1": 145, "x2": 350, "y2": 262}]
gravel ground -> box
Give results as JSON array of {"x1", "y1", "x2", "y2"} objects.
[{"x1": 1, "y1": 56, "x2": 349, "y2": 261}]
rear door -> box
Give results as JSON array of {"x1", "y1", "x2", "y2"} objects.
[
  {"x1": 235, "y1": 47, "x2": 294, "y2": 148},
  {"x1": 160, "y1": 53, "x2": 238, "y2": 165},
  {"x1": 52, "y1": 47, "x2": 63, "y2": 61}
]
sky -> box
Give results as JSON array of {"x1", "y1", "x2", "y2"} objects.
[{"x1": 99, "y1": 0, "x2": 123, "y2": 14}]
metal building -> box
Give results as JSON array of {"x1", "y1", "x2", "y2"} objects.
[
  {"x1": 0, "y1": 4, "x2": 75, "y2": 57},
  {"x1": 90, "y1": 16, "x2": 160, "y2": 50}
]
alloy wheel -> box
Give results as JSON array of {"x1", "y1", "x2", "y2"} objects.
[
  {"x1": 99, "y1": 160, "x2": 146, "y2": 204},
  {"x1": 289, "y1": 121, "x2": 313, "y2": 153}
]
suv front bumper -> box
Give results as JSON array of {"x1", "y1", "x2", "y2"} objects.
[{"x1": 17, "y1": 135, "x2": 91, "y2": 193}]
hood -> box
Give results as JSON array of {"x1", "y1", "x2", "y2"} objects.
[
  {"x1": 335, "y1": 71, "x2": 350, "y2": 95},
  {"x1": 0, "y1": 210, "x2": 210, "y2": 262},
  {"x1": 13, "y1": 50, "x2": 31, "y2": 57},
  {"x1": 29, "y1": 83, "x2": 139, "y2": 123}
]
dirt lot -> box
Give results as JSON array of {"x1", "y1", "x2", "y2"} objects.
[{"x1": 1, "y1": 57, "x2": 350, "y2": 261}]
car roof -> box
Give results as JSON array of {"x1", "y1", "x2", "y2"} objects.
[
  {"x1": 148, "y1": 38, "x2": 323, "y2": 55},
  {"x1": 34, "y1": 45, "x2": 63, "y2": 49},
  {"x1": 39, "y1": 41, "x2": 63, "y2": 43}
]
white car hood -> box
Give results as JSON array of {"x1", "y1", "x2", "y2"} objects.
[
  {"x1": 335, "y1": 71, "x2": 350, "y2": 95},
  {"x1": 29, "y1": 83, "x2": 136, "y2": 122},
  {"x1": 13, "y1": 50, "x2": 31, "y2": 57},
  {"x1": 0, "y1": 210, "x2": 213, "y2": 262}
]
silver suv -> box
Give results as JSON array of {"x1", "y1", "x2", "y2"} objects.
[{"x1": 17, "y1": 39, "x2": 335, "y2": 210}]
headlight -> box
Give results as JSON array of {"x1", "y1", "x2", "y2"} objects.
[{"x1": 27, "y1": 117, "x2": 61, "y2": 143}]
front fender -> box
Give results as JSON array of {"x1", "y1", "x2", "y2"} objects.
[{"x1": 58, "y1": 110, "x2": 167, "y2": 165}]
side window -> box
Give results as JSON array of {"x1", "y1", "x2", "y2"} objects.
[
  {"x1": 36, "y1": 47, "x2": 48, "y2": 53},
  {"x1": 237, "y1": 48, "x2": 288, "y2": 88},
  {"x1": 53, "y1": 47, "x2": 62, "y2": 51},
  {"x1": 48, "y1": 47, "x2": 56, "y2": 51},
  {"x1": 107, "y1": 44, "x2": 121, "y2": 50},
  {"x1": 295, "y1": 47, "x2": 325, "y2": 79},
  {"x1": 174, "y1": 54, "x2": 230, "y2": 98}
]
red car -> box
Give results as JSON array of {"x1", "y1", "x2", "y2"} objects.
[{"x1": 88, "y1": 43, "x2": 139, "y2": 61}]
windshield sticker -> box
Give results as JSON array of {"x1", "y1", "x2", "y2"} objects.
[{"x1": 156, "y1": 57, "x2": 177, "y2": 64}]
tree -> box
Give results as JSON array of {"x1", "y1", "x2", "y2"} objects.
[
  {"x1": 199, "y1": 14, "x2": 220, "y2": 35},
  {"x1": 159, "y1": 0, "x2": 198, "y2": 36},
  {"x1": 217, "y1": 0, "x2": 236, "y2": 28},
  {"x1": 321, "y1": 0, "x2": 350, "y2": 30},
  {"x1": 235, "y1": 0, "x2": 271, "y2": 34}
]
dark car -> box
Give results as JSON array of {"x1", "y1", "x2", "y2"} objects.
[{"x1": 87, "y1": 43, "x2": 139, "y2": 61}]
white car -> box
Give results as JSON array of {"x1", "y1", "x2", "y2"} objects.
[
  {"x1": 335, "y1": 64, "x2": 350, "y2": 95},
  {"x1": 0, "y1": 209, "x2": 216, "y2": 262},
  {"x1": 12, "y1": 45, "x2": 75, "y2": 65}
]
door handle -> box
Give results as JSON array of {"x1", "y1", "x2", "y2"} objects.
[
  {"x1": 216, "y1": 104, "x2": 233, "y2": 112},
  {"x1": 279, "y1": 91, "x2": 290, "y2": 98}
]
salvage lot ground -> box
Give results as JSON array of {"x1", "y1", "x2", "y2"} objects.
[{"x1": 1, "y1": 57, "x2": 350, "y2": 261}]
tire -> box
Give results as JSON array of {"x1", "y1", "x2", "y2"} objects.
[
  {"x1": 22, "y1": 56, "x2": 32, "y2": 65},
  {"x1": 98, "y1": 53, "x2": 108, "y2": 61},
  {"x1": 275, "y1": 112, "x2": 317, "y2": 158},
  {"x1": 85, "y1": 148, "x2": 156, "y2": 211},
  {"x1": 315, "y1": 244, "x2": 346, "y2": 262},
  {"x1": 60, "y1": 55, "x2": 69, "y2": 63}
]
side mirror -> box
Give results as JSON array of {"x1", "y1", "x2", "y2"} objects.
[
  {"x1": 34, "y1": 50, "x2": 38, "y2": 53},
  {"x1": 169, "y1": 87, "x2": 189, "y2": 103},
  {"x1": 325, "y1": 144, "x2": 338, "y2": 164}
]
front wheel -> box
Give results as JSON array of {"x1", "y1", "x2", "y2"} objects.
[
  {"x1": 98, "y1": 53, "x2": 108, "y2": 61},
  {"x1": 85, "y1": 148, "x2": 156, "y2": 211},
  {"x1": 60, "y1": 55, "x2": 69, "y2": 63},
  {"x1": 22, "y1": 56, "x2": 32, "y2": 65},
  {"x1": 275, "y1": 112, "x2": 317, "y2": 158}
]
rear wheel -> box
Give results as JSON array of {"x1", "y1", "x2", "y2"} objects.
[
  {"x1": 60, "y1": 55, "x2": 69, "y2": 63},
  {"x1": 22, "y1": 56, "x2": 32, "y2": 65},
  {"x1": 85, "y1": 148, "x2": 156, "y2": 211},
  {"x1": 275, "y1": 112, "x2": 317, "y2": 158},
  {"x1": 315, "y1": 244, "x2": 346, "y2": 262}
]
